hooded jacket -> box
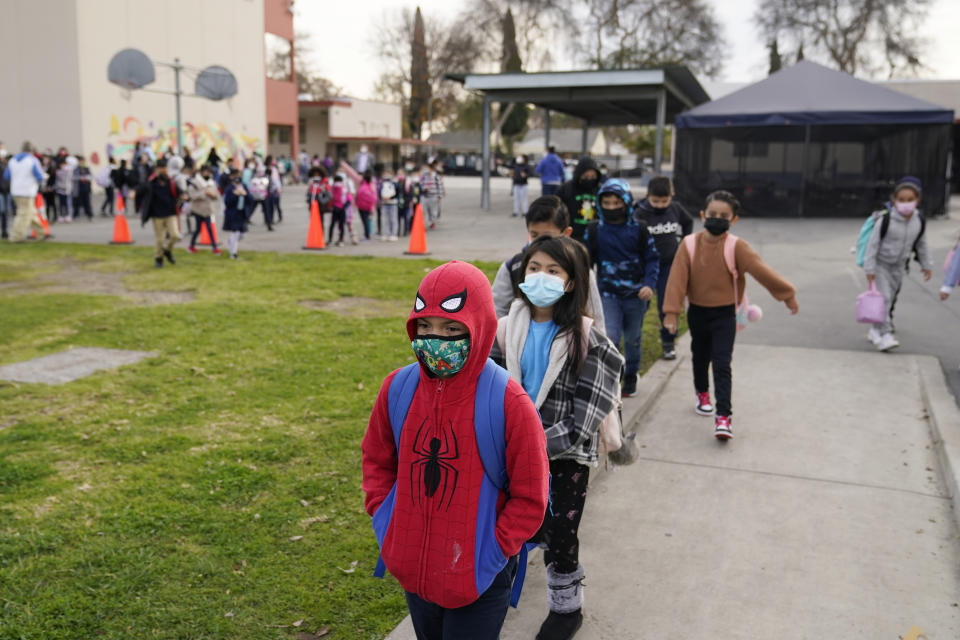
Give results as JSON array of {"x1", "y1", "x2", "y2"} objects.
[
  {"x1": 362, "y1": 261, "x2": 549, "y2": 609},
  {"x1": 586, "y1": 179, "x2": 660, "y2": 298},
  {"x1": 633, "y1": 198, "x2": 695, "y2": 265},
  {"x1": 862, "y1": 205, "x2": 932, "y2": 274},
  {"x1": 557, "y1": 157, "x2": 600, "y2": 242}
]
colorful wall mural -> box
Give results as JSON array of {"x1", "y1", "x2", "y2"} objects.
[{"x1": 104, "y1": 114, "x2": 262, "y2": 165}]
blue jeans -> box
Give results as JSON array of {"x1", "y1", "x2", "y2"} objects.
[
  {"x1": 602, "y1": 294, "x2": 649, "y2": 377},
  {"x1": 542, "y1": 183, "x2": 560, "y2": 196},
  {"x1": 405, "y1": 555, "x2": 518, "y2": 640},
  {"x1": 655, "y1": 262, "x2": 676, "y2": 348}
]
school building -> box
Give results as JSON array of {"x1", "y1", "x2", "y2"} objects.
[
  {"x1": 0, "y1": 0, "x2": 299, "y2": 170},
  {"x1": 298, "y1": 97, "x2": 426, "y2": 168}
]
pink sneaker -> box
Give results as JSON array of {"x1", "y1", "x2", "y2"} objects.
[
  {"x1": 695, "y1": 392, "x2": 713, "y2": 416},
  {"x1": 188, "y1": 246, "x2": 199, "y2": 254},
  {"x1": 714, "y1": 415, "x2": 733, "y2": 441},
  {"x1": 212, "y1": 249, "x2": 222, "y2": 255}
]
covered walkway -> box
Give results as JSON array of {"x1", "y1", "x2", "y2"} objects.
[{"x1": 446, "y1": 68, "x2": 710, "y2": 209}]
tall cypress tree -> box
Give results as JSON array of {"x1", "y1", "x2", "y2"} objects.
[
  {"x1": 768, "y1": 38, "x2": 782, "y2": 74},
  {"x1": 499, "y1": 9, "x2": 527, "y2": 139},
  {"x1": 409, "y1": 7, "x2": 430, "y2": 139}
]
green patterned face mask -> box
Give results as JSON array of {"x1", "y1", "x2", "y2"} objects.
[{"x1": 412, "y1": 334, "x2": 471, "y2": 378}]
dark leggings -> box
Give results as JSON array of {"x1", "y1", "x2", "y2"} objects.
[
  {"x1": 687, "y1": 303, "x2": 736, "y2": 417},
  {"x1": 190, "y1": 215, "x2": 217, "y2": 248},
  {"x1": 532, "y1": 458, "x2": 590, "y2": 574},
  {"x1": 329, "y1": 207, "x2": 346, "y2": 242},
  {"x1": 359, "y1": 209, "x2": 372, "y2": 239}
]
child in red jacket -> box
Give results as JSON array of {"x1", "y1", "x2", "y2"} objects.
[{"x1": 362, "y1": 261, "x2": 549, "y2": 639}]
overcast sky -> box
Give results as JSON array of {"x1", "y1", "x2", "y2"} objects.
[{"x1": 296, "y1": 0, "x2": 960, "y2": 101}]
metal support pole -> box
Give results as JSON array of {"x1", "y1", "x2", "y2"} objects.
[
  {"x1": 173, "y1": 57, "x2": 184, "y2": 154},
  {"x1": 481, "y1": 95, "x2": 491, "y2": 211},
  {"x1": 654, "y1": 89, "x2": 667, "y2": 173},
  {"x1": 799, "y1": 124, "x2": 812, "y2": 217},
  {"x1": 545, "y1": 109, "x2": 551, "y2": 149},
  {"x1": 581, "y1": 120, "x2": 589, "y2": 155}
]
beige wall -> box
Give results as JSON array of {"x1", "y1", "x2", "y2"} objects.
[
  {"x1": 0, "y1": 0, "x2": 84, "y2": 153},
  {"x1": 329, "y1": 99, "x2": 401, "y2": 139},
  {"x1": 300, "y1": 110, "x2": 330, "y2": 159},
  {"x1": 73, "y1": 0, "x2": 266, "y2": 169}
]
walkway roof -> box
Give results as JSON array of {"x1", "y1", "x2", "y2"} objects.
[{"x1": 445, "y1": 67, "x2": 710, "y2": 126}]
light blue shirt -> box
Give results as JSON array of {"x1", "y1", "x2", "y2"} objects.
[{"x1": 520, "y1": 319, "x2": 559, "y2": 402}]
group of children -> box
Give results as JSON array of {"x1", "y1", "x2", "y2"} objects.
[
  {"x1": 362, "y1": 173, "x2": 804, "y2": 640},
  {"x1": 304, "y1": 159, "x2": 446, "y2": 247}
]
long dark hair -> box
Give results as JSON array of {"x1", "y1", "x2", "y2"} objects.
[{"x1": 519, "y1": 235, "x2": 591, "y2": 373}]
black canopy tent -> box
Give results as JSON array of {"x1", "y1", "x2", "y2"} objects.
[
  {"x1": 674, "y1": 61, "x2": 954, "y2": 217},
  {"x1": 446, "y1": 68, "x2": 709, "y2": 209}
]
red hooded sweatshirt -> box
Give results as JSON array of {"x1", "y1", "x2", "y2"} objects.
[{"x1": 361, "y1": 261, "x2": 549, "y2": 609}]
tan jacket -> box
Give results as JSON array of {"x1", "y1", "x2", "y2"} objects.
[
  {"x1": 663, "y1": 230, "x2": 796, "y2": 322},
  {"x1": 186, "y1": 176, "x2": 219, "y2": 217}
]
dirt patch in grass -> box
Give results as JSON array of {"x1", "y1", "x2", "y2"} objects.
[
  {"x1": 299, "y1": 296, "x2": 411, "y2": 318},
  {"x1": 3, "y1": 259, "x2": 194, "y2": 305}
]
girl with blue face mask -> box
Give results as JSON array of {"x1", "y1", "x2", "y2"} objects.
[{"x1": 490, "y1": 235, "x2": 623, "y2": 640}]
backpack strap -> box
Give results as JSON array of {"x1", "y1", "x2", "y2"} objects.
[
  {"x1": 374, "y1": 363, "x2": 423, "y2": 578},
  {"x1": 723, "y1": 234, "x2": 741, "y2": 307},
  {"x1": 912, "y1": 213, "x2": 926, "y2": 260},
  {"x1": 683, "y1": 233, "x2": 696, "y2": 264},
  {"x1": 879, "y1": 208, "x2": 891, "y2": 240},
  {"x1": 386, "y1": 363, "x2": 421, "y2": 449},
  {"x1": 474, "y1": 359, "x2": 510, "y2": 491},
  {"x1": 473, "y1": 358, "x2": 535, "y2": 608}
]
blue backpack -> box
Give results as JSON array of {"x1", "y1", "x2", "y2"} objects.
[{"x1": 373, "y1": 358, "x2": 536, "y2": 608}]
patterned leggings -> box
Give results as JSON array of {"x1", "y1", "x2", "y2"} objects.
[{"x1": 533, "y1": 458, "x2": 590, "y2": 574}]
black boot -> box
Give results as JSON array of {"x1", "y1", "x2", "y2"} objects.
[
  {"x1": 163, "y1": 249, "x2": 176, "y2": 265},
  {"x1": 537, "y1": 610, "x2": 583, "y2": 640},
  {"x1": 154, "y1": 257, "x2": 164, "y2": 268}
]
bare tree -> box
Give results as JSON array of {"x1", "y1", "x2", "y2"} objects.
[
  {"x1": 580, "y1": 0, "x2": 727, "y2": 77},
  {"x1": 754, "y1": 0, "x2": 929, "y2": 77},
  {"x1": 294, "y1": 32, "x2": 343, "y2": 99},
  {"x1": 372, "y1": 7, "x2": 482, "y2": 137},
  {"x1": 462, "y1": 0, "x2": 578, "y2": 71}
]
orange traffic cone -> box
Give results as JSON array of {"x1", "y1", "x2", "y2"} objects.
[
  {"x1": 405, "y1": 204, "x2": 430, "y2": 255},
  {"x1": 116, "y1": 193, "x2": 125, "y2": 213},
  {"x1": 36, "y1": 212, "x2": 51, "y2": 236},
  {"x1": 109, "y1": 210, "x2": 133, "y2": 244},
  {"x1": 303, "y1": 200, "x2": 326, "y2": 250},
  {"x1": 35, "y1": 193, "x2": 44, "y2": 211},
  {"x1": 197, "y1": 217, "x2": 219, "y2": 246}
]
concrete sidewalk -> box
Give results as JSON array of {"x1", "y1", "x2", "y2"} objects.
[{"x1": 391, "y1": 344, "x2": 960, "y2": 639}]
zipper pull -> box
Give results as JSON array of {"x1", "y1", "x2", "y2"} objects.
[{"x1": 436, "y1": 379, "x2": 444, "y2": 394}]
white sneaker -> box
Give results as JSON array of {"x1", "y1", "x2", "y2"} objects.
[
  {"x1": 876, "y1": 333, "x2": 900, "y2": 352},
  {"x1": 867, "y1": 327, "x2": 881, "y2": 345}
]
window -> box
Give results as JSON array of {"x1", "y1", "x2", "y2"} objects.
[
  {"x1": 269, "y1": 125, "x2": 292, "y2": 144},
  {"x1": 265, "y1": 33, "x2": 292, "y2": 82},
  {"x1": 299, "y1": 118, "x2": 306, "y2": 144}
]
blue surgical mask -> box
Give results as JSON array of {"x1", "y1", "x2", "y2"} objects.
[{"x1": 519, "y1": 272, "x2": 566, "y2": 308}]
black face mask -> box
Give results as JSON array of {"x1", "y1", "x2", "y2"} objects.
[
  {"x1": 704, "y1": 217, "x2": 730, "y2": 236},
  {"x1": 603, "y1": 208, "x2": 627, "y2": 224},
  {"x1": 579, "y1": 178, "x2": 598, "y2": 192}
]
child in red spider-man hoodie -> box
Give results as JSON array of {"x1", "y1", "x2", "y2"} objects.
[{"x1": 362, "y1": 260, "x2": 550, "y2": 640}]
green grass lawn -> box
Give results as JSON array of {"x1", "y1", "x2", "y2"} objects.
[{"x1": 0, "y1": 243, "x2": 682, "y2": 639}]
